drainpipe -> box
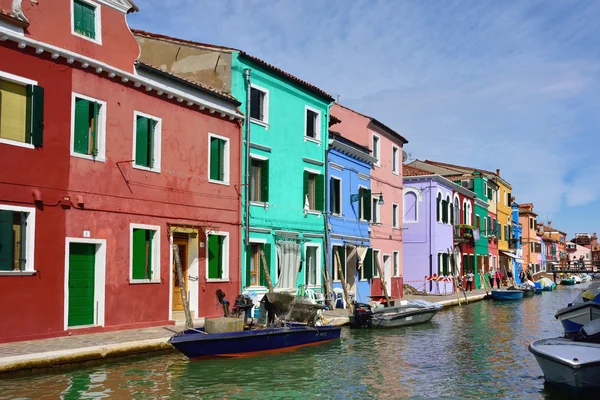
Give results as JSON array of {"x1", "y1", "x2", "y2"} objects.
[
  {"x1": 429, "y1": 184, "x2": 433, "y2": 292},
  {"x1": 244, "y1": 69, "x2": 251, "y2": 249},
  {"x1": 323, "y1": 141, "x2": 334, "y2": 309}
]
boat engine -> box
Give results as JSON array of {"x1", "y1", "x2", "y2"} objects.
[
  {"x1": 349, "y1": 302, "x2": 373, "y2": 329},
  {"x1": 216, "y1": 289, "x2": 230, "y2": 317},
  {"x1": 232, "y1": 294, "x2": 255, "y2": 324}
]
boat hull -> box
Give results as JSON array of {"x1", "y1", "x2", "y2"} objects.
[
  {"x1": 492, "y1": 290, "x2": 524, "y2": 301},
  {"x1": 555, "y1": 303, "x2": 600, "y2": 336},
  {"x1": 561, "y1": 279, "x2": 576, "y2": 286},
  {"x1": 169, "y1": 325, "x2": 341, "y2": 358},
  {"x1": 529, "y1": 338, "x2": 600, "y2": 393},
  {"x1": 371, "y1": 307, "x2": 438, "y2": 328}
]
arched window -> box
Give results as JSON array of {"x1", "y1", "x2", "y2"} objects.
[
  {"x1": 466, "y1": 202, "x2": 472, "y2": 225},
  {"x1": 437, "y1": 193, "x2": 442, "y2": 222},
  {"x1": 404, "y1": 192, "x2": 418, "y2": 222},
  {"x1": 453, "y1": 197, "x2": 460, "y2": 225},
  {"x1": 445, "y1": 195, "x2": 451, "y2": 224},
  {"x1": 462, "y1": 201, "x2": 467, "y2": 224}
]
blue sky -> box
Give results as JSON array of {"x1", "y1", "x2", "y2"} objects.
[{"x1": 129, "y1": 0, "x2": 600, "y2": 239}]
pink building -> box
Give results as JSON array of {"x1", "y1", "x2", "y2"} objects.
[{"x1": 331, "y1": 104, "x2": 408, "y2": 298}]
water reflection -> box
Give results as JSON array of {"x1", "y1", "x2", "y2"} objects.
[{"x1": 0, "y1": 285, "x2": 590, "y2": 400}]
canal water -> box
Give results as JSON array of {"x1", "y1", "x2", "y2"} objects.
[{"x1": 0, "y1": 285, "x2": 591, "y2": 399}]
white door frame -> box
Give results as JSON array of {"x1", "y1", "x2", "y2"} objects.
[
  {"x1": 64, "y1": 237, "x2": 107, "y2": 330},
  {"x1": 169, "y1": 229, "x2": 199, "y2": 320}
]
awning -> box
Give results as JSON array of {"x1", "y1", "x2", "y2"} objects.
[{"x1": 500, "y1": 251, "x2": 523, "y2": 263}]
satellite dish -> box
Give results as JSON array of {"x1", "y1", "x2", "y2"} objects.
[{"x1": 402, "y1": 150, "x2": 408, "y2": 162}]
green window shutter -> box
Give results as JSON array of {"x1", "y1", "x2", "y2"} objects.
[
  {"x1": 0, "y1": 210, "x2": 14, "y2": 271},
  {"x1": 364, "y1": 248, "x2": 373, "y2": 280},
  {"x1": 145, "y1": 230, "x2": 153, "y2": 279},
  {"x1": 303, "y1": 171, "x2": 309, "y2": 205},
  {"x1": 442, "y1": 199, "x2": 448, "y2": 223},
  {"x1": 84, "y1": 5, "x2": 96, "y2": 39},
  {"x1": 210, "y1": 137, "x2": 222, "y2": 181},
  {"x1": 132, "y1": 229, "x2": 146, "y2": 279},
  {"x1": 74, "y1": 98, "x2": 90, "y2": 154},
  {"x1": 218, "y1": 236, "x2": 225, "y2": 278},
  {"x1": 26, "y1": 85, "x2": 44, "y2": 147},
  {"x1": 336, "y1": 246, "x2": 346, "y2": 278},
  {"x1": 315, "y1": 174, "x2": 325, "y2": 211},
  {"x1": 437, "y1": 195, "x2": 441, "y2": 221},
  {"x1": 261, "y1": 160, "x2": 269, "y2": 202},
  {"x1": 364, "y1": 190, "x2": 372, "y2": 221},
  {"x1": 245, "y1": 245, "x2": 252, "y2": 287},
  {"x1": 358, "y1": 189, "x2": 363, "y2": 220},
  {"x1": 91, "y1": 102, "x2": 99, "y2": 156},
  {"x1": 208, "y1": 235, "x2": 223, "y2": 279},
  {"x1": 260, "y1": 243, "x2": 271, "y2": 287},
  {"x1": 135, "y1": 117, "x2": 149, "y2": 167},
  {"x1": 450, "y1": 205, "x2": 454, "y2": 225},
  {"x1": 73, "y1": 1, "x2": 83, "y2": 34},
  {"x1": 147, "y1": 119, "x2": 155, "y2": 168},
  {"x1": 19, "y1": 213, "x2": 26, "y2": 270}
]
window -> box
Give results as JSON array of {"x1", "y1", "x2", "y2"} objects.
[
  {"x1": 333, "y1": 245, "x2": 345, "y2": 281},
  {"x1": 393, "y1": 251, "x2": 399, "y2": 276},
  {"x1": 392, "y1": 203, "x2": 399, "y2": 228},
  {"x1": 372, "y1": 135, "x2": 380, "y2": 165},
  {"x1": 72, "y1": 94, "x2": 106, "y2": 160},
  {"x1": 250, "y1": 85, "x2": 268, "y2": 123},
  {"x1": 530, "y1": 218, "x2": 534, "y2": 230},
  {"x1": 392, "y1": 146, "x2": 399, "y2": 174},
  {"x1": 504, "y1": 190, "x2": 507, "y2": 206},
  {"x1": 250, "y1": 157, "x2": 269, "y2": 202},
  {"x1": 358, "y1": 187, "x2": 371, "y2": 221},
  {"x1": 476, "y1": 215, "x2": 481, "y2": 232},
  {"x1": 371, "y1": 197, "x2": 380, "y2": 224},
  {"x1": 247, "y1": 242, "x2": 270, "y2": 287},
  {"x1": 305, "y1": 245, "x2": 319, "y2": 286},
  {"x1": 207, "y1": 233, "x2": 229, "y2": 281},
  {"x1": 373, "y1": 249, "x2": 381, "y2": 277},
  {"x1": 484, "y1": 217, "x2": 488, "y2": 236},
  {"x1": 453, "y1": 198, "x2": 460, "y2": 225},
  {"x1": 208, "y1": 133, "x2": 230, "y2": 184},
  {"x1": 305, "y1": 107, "x2": 321, "y2": 140},
  {"x1": 362, "y1": 249, "x2": 373, "y2": 280},
  {"x1": 404, "y1": 192, "x2": 417, "y2": 223},
  {"x1": 487, "y1": 187, "x2": 493, "y2": 200},
  {"x1": 133, "y1": 112, "x2": 161, "y2": 172},
  {"x1": 330, "y1": 177, "x2": 341, "y2": 215},
  {"x1": 72, "y1": 0, "x2": 101, "y2": 44},
  {"x1": 531, "y1": 243, "x2": 535, "y2": 252},
  {"x1": 0, "y1": 73, "x2": 44, "y2": 148},
  {"x1": 130, "y1": 224, "x2": 160, "y2": 282},
  {"x1": 442, "y1": 195, "x2": 449, "y2": 223},
  {"x1": 437, "y1": 193, "x2": 442, "y2": 222},
  {"x1": 0, "y1": 206, "x2": 35, "y2": 273},
  {"x1": 303, "y1": 171, "x2": 324, "y2": 211}
]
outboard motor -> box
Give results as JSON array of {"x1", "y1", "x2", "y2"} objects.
[
  {"x1": 574, "y1": 319, "x2": 600, "y2": 343},
  {"x1": 232, "y1": 294, "x2": 255, "y2": 324},
  {"x1": 349, "y1": 302, "x2": 374, "y2": 329}
]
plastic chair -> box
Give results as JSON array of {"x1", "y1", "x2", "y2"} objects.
[
  {"x1": 305, "y1": 288, "x2": 325, "y2": 305},
  {"x1": 333, "y1": 288, "x2": 346, "y2": 309}
]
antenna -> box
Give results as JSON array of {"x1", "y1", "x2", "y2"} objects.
[{"x1": 402, "y1": 150, "x2": 408, "y2": 162}]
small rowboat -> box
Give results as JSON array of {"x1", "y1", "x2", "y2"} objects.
[{"x1": 491, "y1": 289, "x2": 524, "y2": 301}]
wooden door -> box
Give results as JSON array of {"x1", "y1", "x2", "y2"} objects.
[
  {"x1": 68, "y1": 243, "x2": 96, "y2": 327},
  {"x1": 172, "y1": 240, "x2": 188, "y2": 311}
]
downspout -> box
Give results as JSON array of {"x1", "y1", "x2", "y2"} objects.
[
  {"x1": 323, "y1": 142, "x2": 334, "y2": 309},
  {"x1": 429, "y1": 184, "x2": 433, "y2": 292},
  {"x1": 244, "y1": 69, "x2": 251, "y2": 249}
]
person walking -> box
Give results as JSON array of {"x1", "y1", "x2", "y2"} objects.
[
  {"x1": 466, "y1": 271, "x2": 474, "y2": 292},
  {"x1": 495, "y1": 269, "x2": 502, "y2": 289},
  {"x1": 507, "y1": 269, "x2": 514, "y2": 286}
]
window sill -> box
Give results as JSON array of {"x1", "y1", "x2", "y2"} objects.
[
  {"x1": 251, "y1": 118, "x2": 270, "y2": 130},
  {"x1": 250, "y1": 201, "x2": 268, "y2": 207},
  {"x1": 305, "y1": 210, "x2": 322, "y2": 216},
  {"x1": 72, "y1": 31, "x2": 102, "y2": 46},
  {"x1": 133, "y1": 165, "x2": 161, "y2": 174},
  {"x1": 129, "y1": 279, "x2": 161, "y2": 284},
  {"x1": 207, "y1": 278, "x2": 230, "y2": 283},
  {"x1": 392, "y1": 171, "x2": 399, "y2": 176},
  {"x1": 208, "y1": 178, "x2": 231, "y2": 186},
  {"x1": 304, "y1": 136, "x2": 321, "y2": 145},
  {"x1": 0, "y1": 138, "x2": 35, "y2": 149},
  {"x1": 71, "y1": 152, "x2": 106, "y2": 162},
  {"x1": 0, "y1": 271, "x2": 36, "y2": 276}
]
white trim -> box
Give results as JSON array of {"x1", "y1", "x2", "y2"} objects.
[
  {"x1": 371, "y1": 133, "x2": 381, "y2": 167},
  {"x1": 445, "y1": 194, "x2": 452, "y2": 226},
  {"x1": 372, "y1": 249, "x2": 381, "y2": 278},
  {"x1": 371, "y1": 196, "x2": 381, "y2": 225},
  {"x1": 129, "y1": 223, "x2": 161, "y2": 283},
  {"x1": 358, "y1": 184, "x2": 369, "y2": 222},
  {"x1": 332, "y1": 244, "x2": 346, "y2": 282},
  {"x1": 205, "y1": 230, "x2": 230, "y2": 282},
  {"x1": 249, "y1": 83, "x2": 269, "y2": 125},
  {"x1": 329, "y1": 162, "x2": 344, "y2": 171},
  {"x1": 303, "y1": 167, "x2": 321, "y2": 175},
  {"x1": 392, "y1": 202, "x2": 399, "y2": 228},
  {"x1": 70, "y1": 0, "x2": 103, "y2": 46},
  {"x1": 304, "y1": 242, "x2": 321, "y2": 286},
  {"x1": 0, "y1": 70, "x2": 37, "y2": 86},
  {"x1": 249, "y1": 237, "x2": 267, "y2": 244},
  {"x1": 249, "y1": 153, "x2": 268, "y2": 161},
  {"x1": 330, "y1": 175, "x2": 342, "y2": 216},
  {"x1": 393, "y1": 250, "x2": 400, "y2": 277},
  {"x1": 64, "y1": 237, "x2": 107, "y2": 330},
  {"x1": 132, "y1": 110, "x2": 162, "y2": 173},
  {"x1": 392, "y1": 145, "x2": 399, "y2": 175},
  {"x1": 0, "y1": 204, "x2": 36, "y2": 273},
  {"x1": 402, "y1": 187, "x2": 420, "y2": 224},
  {"x1": 304, "y1": 105, "x2": 322, "y2": 142},
  {"x1": 0, "y1": 138, "x2": 34, "y2": 149},
  {"x1": 207, "y1": 132, "x2": 231, "y2": 185},
  {"x1": 358, "y1": 172, "x2": 370, "y2": 181},
  {"x1": 70, "y1": 92, "x2": 107, "y2": 162},
  {"x1": 0, "y1": 27, "x2": 244, "y2": 121}
]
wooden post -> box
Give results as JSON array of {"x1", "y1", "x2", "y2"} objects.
[
  {"x1": 260, "y1": 249, "x2": 274, "y2": 293},
  {"x1": 480, "y1": 272, "x2": 490, "y2": 295},
  {"x1": 452, "y1": 276, "x2": 461, "y2": 307},
  {"x1": 334, "y1": 250, "x2": 353, "y2": 314},
  {"x1": 173, "y1": 244, "x2": 194, "y2": 329},
  {"x1": 374, "y1": 254, "x2": 392, "y2": 307}
]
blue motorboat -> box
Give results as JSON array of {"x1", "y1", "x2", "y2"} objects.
[
  {"x1": 492, "y1": 289, "x2": 524, "y2": 301},
  {"x1": 169, "y1": 324, "x2": 341, "y2": 359}
]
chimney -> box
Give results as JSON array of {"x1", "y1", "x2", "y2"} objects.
[{"x1": 496, "y1": 168, "x2": 500, "y2": 176}]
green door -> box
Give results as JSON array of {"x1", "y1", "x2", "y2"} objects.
[{"x1": 68, "y1": 243, "x2": 96, "y2": 327}]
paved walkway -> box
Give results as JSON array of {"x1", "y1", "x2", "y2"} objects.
[{"x1": 0, "y1": 289, "x2": 492, "y2": 375}]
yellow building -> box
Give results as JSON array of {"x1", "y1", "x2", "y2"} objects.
[{"x1": 487, "y1": 172, "x2": 513, "y2": 274}]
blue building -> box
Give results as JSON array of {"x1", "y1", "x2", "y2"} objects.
[
  {"x1": 511, "y1": 202, "x2": 523, "y2": 284},
  {"x1": 326, "y1": 132, "x2": 377, "y2": 305}
]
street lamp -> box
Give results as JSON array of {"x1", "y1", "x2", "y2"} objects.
[{"x1": 350, "y1": 191, "x2": 384, "y2": 205}]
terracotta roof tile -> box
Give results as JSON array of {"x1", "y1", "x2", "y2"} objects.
[
  {"x1": 424, "y1": 160, "x2": 498, "y2": 177},
  {"x1": 403, "y1": 165, "x2": 434, "y2": 177},
  {"x1": 136, "y1": 62, "x2": 240, "y2": 105},
  {"x1": 132, "y1": 29, "x2": 333, "y2": 101}
]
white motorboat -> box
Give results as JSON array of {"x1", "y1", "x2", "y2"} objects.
[
  {"x1": 555, "y1": 283, "x2": 600, "y2": 337},
  {"x1": 528, "y1": 338, "x2": 600, "y2": 392},
  {"x1": 349, "y1": 300, "x2": 441, "y2": 329},
  {"x1": 573, "y1": 275, "x2": 583, "y2": 284},
  {"x1": 581, "y1": 275, "x2": 592, "y2": 283}
]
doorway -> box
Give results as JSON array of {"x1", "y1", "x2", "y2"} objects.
[
  {"x1": 346, "y1": 246, "x2": 357, "y2": 292},
  {"x1": 172, "y1": 236, "x2": 188, "y2": 312}
]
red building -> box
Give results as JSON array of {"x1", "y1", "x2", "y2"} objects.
[{"x1": 0, "y1": 0, "x2": 243, "y2": 343}]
